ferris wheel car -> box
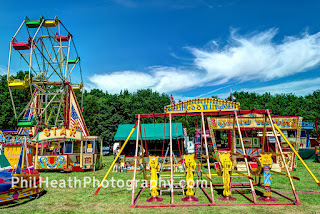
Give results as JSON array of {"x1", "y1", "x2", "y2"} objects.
[
  {"x1": 11, "y1": 36, "x2": 32, "y2": 50},
  {"x1": 8, "y1": 74, "x2": 30, "y2": 89},
  {"x1": 25, "y1": 16, "x2": 44, "y2": 28},
  {"x1": 44, "y1": 16, "x2": 58, "y2": 27},
  {"x1": 55, "y1": 32, "x2": 72, "y2": 41}
]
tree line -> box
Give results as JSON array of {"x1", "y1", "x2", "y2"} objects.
[{"x1": 0, "y1": 71, "x2": 319, "y2": 144}]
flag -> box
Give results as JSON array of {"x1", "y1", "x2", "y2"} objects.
[
  {"x1": 170, "y1": 94, "x2": 175, "y2": 105},
  {"x1": 70, "y1": 105, "x2": 86, "y2": 135},
  {"x1": 68, "y1": 85, "x2": 88, "y2": 136},
  {"x1": 230, "y1": 88, "x2": 235, "y2": 101}
]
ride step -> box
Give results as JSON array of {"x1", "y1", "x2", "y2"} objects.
[{"x1": 231, "y1": 187, "x2": 251, "y2": 190}]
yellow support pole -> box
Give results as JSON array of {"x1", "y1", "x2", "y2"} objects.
[
  {"x1": 80, "y1": 140, "x2": 83, "y2": 168},
  {"x1": 274, "y1": 124, "x2": 320, "y2": 187},
  {"x1": 131, "y1": 116, "x2": 141, "y2": 206},
  {"x1": 35, "y1": 143, "x2": 38, "y2": 169},
  {"x1": 92, "y1": 121, "x2": 139, "y2": 196}
]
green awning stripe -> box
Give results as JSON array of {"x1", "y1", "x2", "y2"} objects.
[{"x1": 114, "y1": 123, "x2": 184, "y2": 141}]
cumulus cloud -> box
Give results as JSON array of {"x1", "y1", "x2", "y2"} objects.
[
  {"x1": 191, "y1": 29, "x2": 320, "y2": 83},
  {"x1": 89, "y1": 71, "x2": 156, "y2": 94},
  {"x1": 89, "y1": 29, "x2": 320, "y2": 94},
  {"x1": 89, "y1": 66, "x2": 203, "y2": 94}
]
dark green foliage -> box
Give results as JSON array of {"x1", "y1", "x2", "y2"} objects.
[
  {"x1": 0, "y1": 71, "x2": 30, "y2": 129},
  {"x1": 1, "y1": 72, "x2": 320, "y2": 145}
]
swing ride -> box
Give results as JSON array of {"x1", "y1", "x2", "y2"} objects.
[
  {"x1": 2, "y1": 16, "x2": 102, "y2": 173},
  {"x1": 93, "y1": 98, "x2": 320, "y2": 208}
]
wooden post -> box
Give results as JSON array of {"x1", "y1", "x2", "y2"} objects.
[
  {"x1": 201, "y1": 112, "x2": 215, "y2": 204},
  {"x1": 267, "y1": 110, "x2": 300, "y2": 201},
  {"x1": 228, "y1": 130, "x2": 231, "y2": 150},
  {"x1": 234, "y1": 111, "x2": 257, "y2": 203},
  {"x1": 80, "y1": 140, "x2": 83, "y2": 168},
  {"x1": 181, "y1": 138, "x2": 184, "y2": 156},
  {"x1": 169, "y1": 113, "x2": 174, "y2": 204},
  {"x1": 41, "y1": 142, "x2": 44, "y2": 155},
  {"x1": 131, "y1": 116, "x2": 141, "y2": 206}
]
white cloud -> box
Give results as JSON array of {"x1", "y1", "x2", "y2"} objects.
[
  {"x1": 89, "y1": 29, "x2": 320, "y2": 94},
  {"x1": 0, "y1": 65, "x2": 7, "y2": 75},
  {"x1": 191, "y1": 29, "x2": 320, "y2": 83},
  {"x1": 239, "y1": 77, "x2": 320, "y2": 96},
  {"x1": 89, "y1": 66, "x2": 203, "y2": 94},
  {"x1": 89, "y1": 71, "x2": 156, "y2": 94}
]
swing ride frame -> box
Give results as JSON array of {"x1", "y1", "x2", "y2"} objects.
[{"x1": 93, "y1": 99, "x2": 320, "y2": 208}]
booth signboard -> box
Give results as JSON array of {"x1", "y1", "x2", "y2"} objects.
[
  {"x1": 164, "y1": 98, "x2": 240, "y2": 114},
  {"x1": 4, "y1": 145, "x2": 22, "y2": 168},
  {"x1": 207, "y1": 116, "x2": 302, "y2": 130},
  {"x1": 37, "y1": 127, "x2": 82, "y2": 141}
]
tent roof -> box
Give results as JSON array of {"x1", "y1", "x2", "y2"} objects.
[
  {"x1": 0, "y1": 149, "x2": 11, "y2": 169},
  {"x1": 114, "y1": 123, "x2": 184, "y2": 141}
]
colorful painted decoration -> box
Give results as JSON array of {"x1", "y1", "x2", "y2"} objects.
[{"x1": 38, "y1": 155, "x2": 67, "y2": 169}]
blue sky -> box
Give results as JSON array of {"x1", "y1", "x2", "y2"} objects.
[{"x1": 1, "y1": 0, "x2": 320, "y2": 100}]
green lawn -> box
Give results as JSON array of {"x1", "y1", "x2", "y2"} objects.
[{"x1": 1, "y1": 155, "x2": 320, "y2": 214}]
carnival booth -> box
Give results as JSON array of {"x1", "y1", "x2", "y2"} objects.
[
  {"x1": 113, "y1": 123, "x2": 184, "y2": 171},
  {"x1": 34, "y1": 127, "x2": 103, "y2": 172}
]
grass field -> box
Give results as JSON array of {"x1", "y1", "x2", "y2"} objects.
[{"x1": 1, "y1": 155, "x2": 320, "y2": 214}]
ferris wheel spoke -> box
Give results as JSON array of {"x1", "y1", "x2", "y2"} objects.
[
  {"x1": 17, "y1": 90, "x2": 39, "y2": 119},
  {"x1": 32, "y1": 44, "x2": 43, "y2": 76},
  {"x1": 66, "y1": 61, "x2": 78, "y2": 80},
  {"x1": 8, "y1": 87, "x2": 18, "y2": 119},
  {"x1": 37, "y1": 94, "x2": 57, "y2": 117},
  {"x1": 15, "y1": 51, "x2": 38, "y2": 75},
  {"x1": 33, "y1": 45, "x2": 63, "y2": 81},
  {"x1": 46, "y1": 27, "x2": 64, "y2": 73}
]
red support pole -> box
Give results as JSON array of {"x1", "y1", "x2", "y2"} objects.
[
  {"x1": 174, "y1": 118, "x2": 182, "y2": 157},
  {"x1": 228, "y1": 130, "x2": 232, "y2": 150},
  {"x1": 142, "y1": 119, "x2": 149, "y2": 157},
  {"x1": 161, "y1": 118, "x2": 166, "y2": 157}
]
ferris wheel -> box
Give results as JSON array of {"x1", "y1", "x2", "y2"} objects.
[{"x1": 7, "y1": 16, "x2": 88, "y2": 136}]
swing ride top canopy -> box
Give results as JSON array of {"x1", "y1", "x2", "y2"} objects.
[{"x1": 114, "y1": 123, "x2": 184, "y2": 141}]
